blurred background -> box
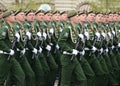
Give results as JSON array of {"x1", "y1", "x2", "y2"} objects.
[{"x1": 0, "y1": 0, "x2": 120, "y2": 12}]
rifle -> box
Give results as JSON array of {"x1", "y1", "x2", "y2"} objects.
[
  {"x1": 31, "y1": 24, "x2": 41, "y2": 59},
  {"x1": 19, "y1": 35, "x2": 28, "y2": 57},
  {"x1": 7, "y1": 37, "x2": 17, "y2": 61},
  {"x1": 31, "y1": 37, "x2": 39, "y2": 59},
  {"x1": 70, "y1": 37, "x2": 81, "y2": 61},
  {"x1": 98, "y1": 36, "x2": 104, "y2": 55},
  {"x1": 89, "y1": 36, "x2": 97, "y2": 56},
  {"x1": 79, "y1": 38, "x2": 86, "y2": 60},
  {"x1": 47, "y1": 35, "x2": 52, "y2": 57}
]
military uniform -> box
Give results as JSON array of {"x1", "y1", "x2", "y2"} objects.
[
  {"x1": 75, "y1": 22, "x2": 96, "y2": 86},
  {"x1": 58, "y1": 11, "x2": 87, "y2": 86},
  {"x1": 0, "y1": 11, "x2": 25, "y2": 86},
  {"x1": 83, "y1": 21, "x2": 105, "y2": 86},
  {"x1": 12, "y1": 20, "x2": 36, "y2": 86},
  {"x1": 23, "y1": 18, "x2": 45, "y2": 86},
  {"x1": 41, "y1": 20, "x2": 58, "y2": 86}
]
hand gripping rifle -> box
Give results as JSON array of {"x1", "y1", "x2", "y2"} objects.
[
  {"x1": 31, "y1": 37, "x2": 39, "y2": 59},
  {"x1": 79, "y1": 38, "x2": 86, "y2": 60},
  {"x1": 7, "y1": 37, "x2": 17, "y2": 61},
  {"x1": 19, "y1": 34, "x2": 28, "y2": 57},
  {"x1": 98, "y1": 36, "x2": 104, "y2": 55},
  {"x1": 89, "y1": 36, "x2": 97, "y2": 56},
  {"x1": 70, "y1": 37, "x2": 81, "y2": 61},
  {"x1": 31, "y1": 24, "x2": 41, "y2": 59}
]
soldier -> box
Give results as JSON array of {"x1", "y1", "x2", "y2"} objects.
[
  {"x1": 57, "y1": 11, "x2": 68, "y2": 86},
  {"x1": 115, "y1": 12, "x2": 120, "y2": 84},
  {"x1": 77, "y1": 11, "x2": 96, "y2": 86},
  {"x1": 94, "y1": 12, "x2": 110, "y2": 86},
  {"x1": 14, "y1": 9, "x2": 36, "y2": 86},
  {"x1": 34, "y1": 9, "x2": 50, "y2": 86},
  {"x1": 51, "y1": 10, "x2": 62, "y2": 84},
  {"x1": 83, "y1": 11, "x2": 105, "y2": 86},
  {"x1": 24, "y1": 9, "x2": 45, "y2": 86},
  {"x1": 58, "y1": 11, "x2": 87, "y2": 86},
  {"x1": 1, "y1": 10, "x2": 25, "y2": 86},
  {"x1": 101, "y1": 12, "x2": 120, "y2": 86},
  {"x1": 107, "y1": 12, "x2": 120, "y2": 86},
  {"x1": 43, "y1": 10, "x2": 58, "y2": 86}
]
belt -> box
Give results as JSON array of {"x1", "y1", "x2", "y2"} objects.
[
  {"x1": 0, "y1": 50, "x2": 9, "y2": 54},
  {"x1": 17, "y1": 48, "x2": 29, "y2": 51},
  {"x1": 63, "y1": 51, "x2": 72, "y2": 55},
  {"x1": 84, "y1": 47, "x2": 90, "y2": 51},
  {"x1": 17, "y1": 48, "x2": 20, "y2": 51}
]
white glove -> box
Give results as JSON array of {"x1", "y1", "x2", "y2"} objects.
[
  {"x1": 9, "y1": 49, "x2": 14, "y2": 56},
  {"x1": 101, "y1": 32, "x2": 106, "y2": 38},
  {"x1": 56, "y1": 44, "x2": 60, "y2": 49},
  {"x1": 78, "y1": 34, "x2": 84, "y2": 40},
  {"x1": 37, "y1": 32, "x2": 42, "y2": 37},
  {"x1": 84, "y1": 47, "x2": 90, "y2": 50},
  {"x1": 108, "y1": 32, "x2": 112, "y2": 38},
  {"x1": 50, "y1": 28, "x2": 54, "y2": 34},
  {"x1": 91, "y1": 46, "x2": 97, "y2": 52},
  {"x1": 32, "y1": 48, "x2": 37, "y2": 54},
  {"x1": 21, "y1": 48, "x2": 26, "y2": 55},
  {"x1": 118, "y1": 43, "x2": 120, "y2": 47},
  {"x1": 80, "y1": 50, "x2": 85, "y2": 56},
  {"x1": 72, "y1": 49, "x2": 79, "y2": 55},
  {"x1": 112, "y1": 45, "x2": 115, "y2": 49},
  {"x1": 118, "y1": 30, "x2": 120, "y2": 33},
  {"x1": 63, "y1": 51, "x2": 67, "y2": 54},
  {"x1": 95, "y1": 32, "x2": 100, "y2": 39},
  {"x1": 0, "y1": 50, "x2": 3, "y2": 54},
  {"x1": 59, "y1": 27, "x2": 63, "y2": 32},
  {"x1": 112, "y1": 30, "x2": 115, "y2": 36},
  {"x1": 50, "y1": 43, "x2": 53, "y2": 46},
  {"x1": 84, "y1": 32, "x2": 90, "y2": 40},
  {"x1": 15, "y1": 32, "x2": 20, "y2": 42},
  {"x1": 100, "y1": 48, "x2": 103, "y2": 54},
  {"x1": 105, "y1": 48, "x2": 109, "y2": 53},
  {"x1": 26, "y1": 31, "x2": 31, "y2": 40},
  {"x1": 46, "y1": 45, "x2": 51, "y2": 51},
  {"x1": 43, "y1": 32, "x2": 47, "y2": 40},
  {"x1": 38, "y1": 47, "x2": 42, "y2": 53}
]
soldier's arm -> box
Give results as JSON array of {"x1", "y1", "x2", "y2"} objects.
[
  {"x1": 16, "y1": 42, "x2": 24, "y2": 50},
  {"x1": 0, "y1": 27, "x2": 10, "y2": 52},
  {"x1": 0, "y1": 40, "x2": 10, "y2": 52},
  {"x1": 27, "y1": 40, "x2": 34, "y2": 50},
  {"x1": 51, "y1": 36, "x2": 57, "y2": 44},
  {"x1": 58, "y1": 28, "x2": 72, "y2": 52},
  {"x1": 85, "y1": 40, "x2": 93, "y2": 49}
]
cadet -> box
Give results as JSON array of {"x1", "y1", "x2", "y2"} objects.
[
  {"x1": 43, "y1": 10, "x2": 58, "y2": 86},
  {"x1": 83, "y1": 11, "x2": 105, "y2": 86},
  {"x1": 24, "y1": 10, "x2": 45, "y2": 86},
  {"x1": 94, "y1": 12, "x2": 110, "y2": 86},
  {"x1": 51, "y1": 10, "x2": 61, "y2": 66},
  {"x1": 57, "y1": 11, "x2": 68, "y2": 86},
  {"x1": 77, "y1": 11, "x2": 96, "y2": 86},
  {"x1": 58, "y1": 11, "x2": 87, "y2": 86},
  {"x1": 14, "y1": 9, "x2": 36, "y2": 86},
  {"x1": 1, "y1": 10, "x2": 25, "y2": 86},
  {"x1": 107, "y1": 12, "x2": 120, "y2": 86},
  {"x1": 34, "y1": 10, "x2": 50, "y2": 86},
  {"x1": 115, "y1": 13, "x2": 120, "y2": 83}
]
